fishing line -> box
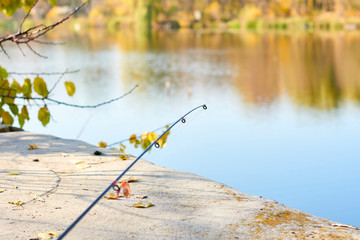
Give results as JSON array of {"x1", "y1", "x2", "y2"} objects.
[{"x1": 57, "y1": 104, "x2": 207, "y2": 240}]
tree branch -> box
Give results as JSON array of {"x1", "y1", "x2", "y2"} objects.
[
  {"x1": 0, "y1": 85, "x2": 139, "y2": 109},
  {"x1": 18, "y1": 0, "x2": 39, "y2": 32},
  {"x1": 0, "y1": 2, "x2": 86, "y2": 57},
  {"x1": 8, "y1": 69, "x2": 80, "y2": 76}
]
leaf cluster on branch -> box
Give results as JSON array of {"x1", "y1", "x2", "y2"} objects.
[{"x1": 0, "y1": 0, "x2": 139, "y2": 128}]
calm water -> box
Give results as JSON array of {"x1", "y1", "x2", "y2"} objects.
[{"x1": 1, "y1": 29, "x2": 360, "y2": 227}]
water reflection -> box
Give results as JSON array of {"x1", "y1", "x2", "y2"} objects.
[
  {"x1": 50, "y1": 28, "x2": 360, "y2": 110},
  {"x1": 2, "y1": 29, "x2": 360, "y2": 227}
]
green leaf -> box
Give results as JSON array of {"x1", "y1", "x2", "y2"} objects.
[
  {"x1": 21, "y1": 105, "x2": 29, "y2": 120},
  {"x1": 0, "y1": 66, "x2": 8, "y2": 78},
  {"x1": 1, "y1": 111, "x2": 14, "y2": 125},
  {"x1": 11, "y1": 79, "x2": 22, "y2": 93},
  {"x1": 34, "y1": 77, "x2": 49, "y2": 97},
  {"x1": 0, "y1": 79, "x2": 9, "y2": 95},
  {"x1": 64, "y1": 81, "x2": 76, "y2": 96},
  {"x1": 38, "y1": 106, "x2": 50, "y2": 126},
  {"x1": 18, "y1": 106, "x2": 29, "y2": 128},
  {"x1": 18, "y1": 113, "x2": 25, "y2": 128},
  {"x1": 9, "y1": 104, "x2": 18, "y2": 115},
  {"x1": 22, "y1": 78, "x2": 32, "y2": 99}
]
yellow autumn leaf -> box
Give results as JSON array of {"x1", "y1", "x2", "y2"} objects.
[
  {"x1": 34, "y1": 77, "x2": 49, "y2": 97},
  {"x1": 21, "y1": 105, "x2": 29, "y2": 120},
  {"x1": 28, "y1": 144, "x2": 39, "y2": 150},
  {"x1": 104, "y1": 192, "x2": 122, "y2": 200},
  {"x1": 119, "y1": 154, "x2": 128, "y2": 160},
  {"x1": 36, "y1": 232, "x2": 52, "y2": 239},
  {"x1": 69, "y1": 159, "x2": 85, "y2": 164},
  {"x1": 35, "y1": 232, "x2": 59, "y2": 239},
  {"x1": 48, "y1": 232, "x2": 59, "y2": 238},
  {"x1": 8, "y1": 172, "x2": 20, "y2": 175},
  {"x1": 129, "y1": 134, "x2": 137, "y2": 144},
  {"x1": 120, "y1": 176, "x2": 141, "y2": 183},
  {"x1": 0, "y1": 188, "x2": 6, "y2": 193},
  {"x1": 11, "y1": 79, "x2": 22, "y2": 93},
  {"x1": 22, "y1": 78, "x2": 32, "y2": 98},
  {"x1": 38, "y1": 106, "x2": 50, "y2": 126},
  {"x1": 0, "y1": 65, "x2": 8, "y2": 78},
  {"x1": 9, "y1": 200, "x2": 24, "y2": 206},
  {"x1": 75, "y1": 163, "x2": 90, "y2": 169},
  {"x1": 64, "y1": 81, "x2": 76, "y2": 96},
  {"x1": 97, "y1": 141, "x2": 107, "y2": 148},
  {"x1": 133, "y1": 202, "x2": 154, "y2": 208},
  {"x1": 1, "y1": 111, "x2": 14, "y2": 125}
]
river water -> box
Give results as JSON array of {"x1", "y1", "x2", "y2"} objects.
[{"x1": 1, "y1": 29, "x2": 360, "y2": 227}]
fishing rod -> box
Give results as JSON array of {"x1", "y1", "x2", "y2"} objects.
[
  {"x1": 107, "y1": 123, "x2": 171, "y2": 147},
  {"x1": 58, "y1": 104, "x2": 207, "y2": 239}
]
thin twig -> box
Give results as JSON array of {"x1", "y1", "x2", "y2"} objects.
[
  {"x1": 48, "y1": 68, "x2": 68, "y2": 95},
  {"x1": 26, "y1": 42, "x2": 47, "y2": 58},
  {"x1": 18, "y1": 0, "x2": 39, "y2": 32},
  {"x1": 0, "y1": 43, "x2": 9, "y2": 58},
  {"x1": 33, "y1": 39, "x2": 66, "y2": 45},
  {"x1": 0, "y1": 2, "x2": 86, "y2": 57},
  {"x1": 8, "y1": 70, "x2": 80, "y2": 76},
  {"x1": 0, "y1": 85, "x2": 139, "y2": 109},
  {"x1": 16, "y1": 43, "x2": 26, "y2": 56}
]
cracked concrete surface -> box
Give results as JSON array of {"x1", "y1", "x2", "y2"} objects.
[{"x1": 1, "y1": 131, "x2": 359, "y2": 239}]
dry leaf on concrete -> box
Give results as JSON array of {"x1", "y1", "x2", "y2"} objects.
[
  {"x1": 120, "y1": 176, "x2": 141, "y2": 183},
  {"x1": 35, "y1": 232, "x2": 59, "y2": 239},
  {"x1": 28, "y1": 145, "x2": 39, "y2": 150},
  {"x1": 8, "y1": 200, "x2": 24, "y2": 206},
  {"x1": 133, "y1": 202, "x2": 154, "y2": 208},
  {"x1": 104, "y1": 192, "x2": 124, "y2": 200}
]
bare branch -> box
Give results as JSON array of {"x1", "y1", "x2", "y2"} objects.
[
  {"x1": 0, "y1": 2, "x2": 86, "y2": 57},
  {"x1": 0, "y1": 43, "x2": 10, "y2": 58},
  {"x1": 16, "y1": 43, "x2": 26, "y2": 56},
  {"x1": 33, "y1": 39, "x2": 66, "y2": 45},
  {"x1": 0, "y1": 85, "x2": 139, "y2": 109},
  {"x1": 26, "y1": 42, "x2": 47, "y2": 58},
  {"x1": 8, "y1": 69, "x2": 80, "y2": 76},
  {"x1": 19, "y1": 0, "x2": 39, "y2": 32}
]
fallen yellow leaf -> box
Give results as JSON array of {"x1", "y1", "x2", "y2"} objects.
[
  {"x1": 48, "y1": 232, "x2": 59, "y2": 237},
  {"x1": 75, "y1": 163, "x2": 90, "y2": 169},
  {"x1": 120, "y1": 176, "x2": 141, "y2": 183},
  {"x1": 104, "y1": 192, "x2": 123, "y2": 200},
  {"x1": 69, "y1": 159, "x2": 85, "y2": 164},
  {"x1": 35, "y1": 232, "x2": 59, "y2": 239},
  {"x1": 133, "y1": 202, "x2": 154, "y2": 208},
  {"x1": 0, "y1": 189, "x2": 6, "y2": 193},
  {"x1": 76, "y1": 146, "x2": 88, "y2": 149},
  {"x1": 8, "y1": 200, "x2": 24, "y2": 206},
  {"x1": 135, "y1": 195, "x2": 148, "y2": 199},
  {"x1": 36, "y1": 233, "x2": 51, "y2": 239},
  {"x1": 8, "y1": 172, "x2": 20, "y2": 175},
  {"x1": 28, "y1": 144, "x2": 39, "y2": 150}
]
